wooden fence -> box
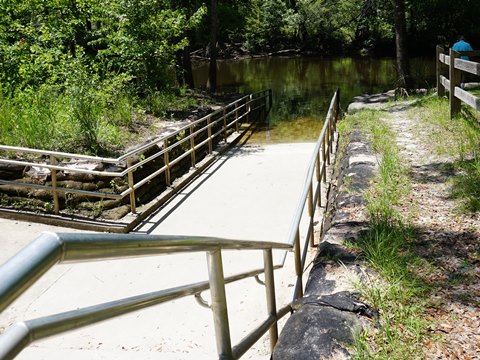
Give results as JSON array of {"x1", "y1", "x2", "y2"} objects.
[{"x1": 436, "y1": 45, "x2": 480, "y2": 118}]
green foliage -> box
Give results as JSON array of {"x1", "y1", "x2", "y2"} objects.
[
  {"x1": 0, "y1": 0, "x2": 206, "y2": 95},
  {"x1": 141, "y1": 89, "x2": 199, "y2": 118},
  {"x1": 0, "y1": 0, "x2": 210, "y2": 155},
  {"x1": 245, "y1": 0, "x2": 300, "y2": 52}
]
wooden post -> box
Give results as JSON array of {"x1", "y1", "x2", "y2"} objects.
[
  {"x1": 437, "y1": 45, "x2": 445, "y2": 97},
  {"x1": 449, "y1": 48, "x2": 461, "y2": 118}
]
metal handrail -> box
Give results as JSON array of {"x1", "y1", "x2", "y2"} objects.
[
  {"x1": 285, "y1": 89, "x2": 340, "y2": 300},
  {"x1": 0, "y1": 232, "x2": 289, "y2": 360},
  {"x1": 0, "y1": 90, "x2": 272, "y2": 215},
  {"x1": 0, "y1": 90, "x2": 341, "y2": 359}
]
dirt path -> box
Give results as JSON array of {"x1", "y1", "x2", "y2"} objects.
[{"x1": 381, "y1": 102, "x2": 480, "y2": 359}]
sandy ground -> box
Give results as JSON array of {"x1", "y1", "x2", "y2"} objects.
[{"x1": 0, "y1": 143, "x2": 319, "y2": 359}]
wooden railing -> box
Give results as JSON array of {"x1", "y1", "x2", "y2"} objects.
[{"x1": 436, "y1": 45, "x2": 480, "y2": 118}]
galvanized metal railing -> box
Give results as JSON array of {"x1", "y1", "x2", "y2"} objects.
[
  {"x1": 287, "y1": 88, "x2": 340, "y2": 301},
  {"x1": 0, "y1": 90, "x2": 272, "y2": 216},
  {"x1": 0, "y1": 233, "x2": 290, "y2": 360},
  {"x1": 0, "y1": 89, "x2": 341, "y2": 359}
]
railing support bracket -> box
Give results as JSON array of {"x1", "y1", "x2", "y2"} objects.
[{"x1": 194, "y1": 292, "x2": 211, "y2": 309}]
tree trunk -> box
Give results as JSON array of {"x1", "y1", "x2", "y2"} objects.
[
  {"x1": 206, "y1": 0, "x2": 218, "y2": 93},
  {"x1": 393, "y1": 0, "x2": 412, "y2": 90}
]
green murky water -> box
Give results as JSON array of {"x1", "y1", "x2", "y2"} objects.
[{"x1": 193, "y1": 57, "x2": 435, "y2": 143}]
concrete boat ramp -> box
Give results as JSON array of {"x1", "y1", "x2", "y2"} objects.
[{"x1": 0, "y1": 142, "x2": 317, "y2": 359}]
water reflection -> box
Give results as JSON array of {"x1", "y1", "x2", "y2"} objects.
[{"x1": 193, "y1": 57, "x2": 435, "y2": 142}]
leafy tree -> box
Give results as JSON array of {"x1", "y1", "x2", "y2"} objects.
[{"x1": 245, "y1": 0, "x2": 299, "y2": 52}]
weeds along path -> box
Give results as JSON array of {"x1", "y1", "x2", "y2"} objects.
[{"x1": 381, "y1": 100, "x2": 480, "y2": 359}]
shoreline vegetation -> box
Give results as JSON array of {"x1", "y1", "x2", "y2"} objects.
[
  {"x1": 0, "y1": 87, "x2": 240, "y2": 158},
  {"x1": 342, "y1": 95, "x2": 480, "y2": 358}
]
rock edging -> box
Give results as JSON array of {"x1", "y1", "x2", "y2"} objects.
[{"x1": 273, "y1": 128, "x2": 380, "y2": 358}]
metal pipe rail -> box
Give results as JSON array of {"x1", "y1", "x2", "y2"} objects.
[
  {"x1": 0, "y1": 90, "x2": 341, "y2": 359},
  {"x1": 0, "y1": 232, "x2": 289, "y2": 360},
  {"x1": 0, "y1": 90, "x2": 272, "y2": 215},
  {"x1": 285, "y1": 89, "x2": 340, "y2": 301}
]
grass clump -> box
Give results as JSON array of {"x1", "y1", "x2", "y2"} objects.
[{"x1": 339, "y1": 109, "x2": 430, "y2": 359}]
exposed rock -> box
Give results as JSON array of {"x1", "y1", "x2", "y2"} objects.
[
  {"x1": 273, "y1": 305, "x2": 358, "y2": 360},
  {"x1": 23, "y1": 165, "x2": 50, "y2": 184},
  {"x1": 346, "y1": 90, "x2": 395, "y2": 113},
  {"x1": 102, "y1": 205, "x2": 131, "y2": 220},
  {"x1": 0, "y1": 163, "x2": 25, "y2": 180},
  {"x1": 273, "y1": 118, "x2": 378, "y2": 360}
]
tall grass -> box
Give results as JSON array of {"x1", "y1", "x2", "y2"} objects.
[
  {"x1": 339, "y1": 109, "x2": 430, "y2": 359},
  {"x1": 0, "y1": 84, "x2": 203, "y2": 156},
  {"x1": 0, "y1": 88, "x2": 73, "y2": 151}
]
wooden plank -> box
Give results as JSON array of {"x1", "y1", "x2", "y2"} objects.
[
  {"x1": 440, "y1": 75, "x2": 450, "y2": 91},
  {"x1": 454, "y1": 58, "x2": 480, "y2": 76},
  {"x1": 440, "y1": 54, "x2": 450, "y2": 65},
  {"x1": 454, "y1": 87, "x2": 480, "y2": 111}
]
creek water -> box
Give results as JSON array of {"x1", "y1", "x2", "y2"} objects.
[{"x1": 193, "y1": 56, "x2": 436, "y2": 143}]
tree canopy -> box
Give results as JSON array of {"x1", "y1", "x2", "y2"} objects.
[{"x1": 0, "y1": 0, "x2": 478, "y2": 96}]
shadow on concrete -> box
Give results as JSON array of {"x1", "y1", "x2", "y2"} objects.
[{"x1": 134, "y1": 134, "x2": 265, "y2": 234}]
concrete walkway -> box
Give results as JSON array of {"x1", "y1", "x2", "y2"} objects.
[{"x1": 0, "y1": 142, "x2": 317, "y2": 359}]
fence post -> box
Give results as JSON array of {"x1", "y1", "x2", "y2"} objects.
[
  {"x1": 308, "y1": 183, "x2": 315, "y2": 247},
  {"x1": 449, "y1": 48, "x2": 461, "y2": 118},
  {"x1": 321, "y1": 138, "x2": 327, "y2": 182},
  {"x1": 293, "y1": 230, "x2": 303, "y2": 300},
  {"x1": 315, "y1": 152, "x2": 322, "y2": 207},
  {"x1": 223, "y1": 109, "x2": 227, "y2": 143},
  {"x1": 437, "y1": 45, "x2": 445, "y2": 97},
  {"x1": 235, "y1": 103, "x2": 239, "y2": 132},
  {"x1": 207, "y1": 249, "x2": 233, "y2": 360},
  {"x1": 50, "y1": 155, "x2": 60, "y2": 214},
  {"x1": 164, "y1": 139, "x2": 171, "y2": 186},
  {"x1": 127, "y1": 157, "x2": 136, "y2": 214},
  {"x1": 263, "y1": 249, "x2": 278, "y2": 351},
  {"x1": 190, "y1": 124, "x2": 196, "y2": 168},
  {"x1": 207, "y1": 116, "x2": 213, "y2": 154}
]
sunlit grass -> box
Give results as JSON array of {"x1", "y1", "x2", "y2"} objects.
[
  {"x1": 339, "y1": 109, "x2": 430, "y2": 359},
  {"x1": 409, "y1": 95, "x2": 480, "y2": 213},
  {"x1": 0, "y1": 86, "x2": 204, "y2": 156}
]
